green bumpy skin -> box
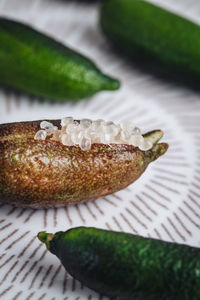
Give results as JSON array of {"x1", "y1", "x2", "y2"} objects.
[
  {"x1": 100, "y1": 0, "x2": 200, "y2": 88},
  {"x1": 0, "y1": 18, "x2": 119, "y2": 101},
  {"x1": 0, "y1": 120, "x2": 167, "y2": 208},
  {"x1": 38, "y1": 227, "x2": 200, "y2": 300}
]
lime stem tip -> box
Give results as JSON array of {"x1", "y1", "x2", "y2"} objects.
[
  {"x1": 37, "y1": 231, "x2": 54, "y2": 250},
  {"x1": 38, "y1": 231, "x2": 48, "y2": 243}
]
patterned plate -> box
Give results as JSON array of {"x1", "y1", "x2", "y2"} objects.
[{"x1": 0, "y1": 0, "x2": 200, "y2": 299}]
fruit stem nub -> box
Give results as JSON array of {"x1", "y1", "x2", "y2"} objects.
[{"x1": 37, "y1": 231, "x2": 54, "y2": 250}]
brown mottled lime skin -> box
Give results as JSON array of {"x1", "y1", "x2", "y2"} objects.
[{"x1": 0, "y1": 121, "x2": 168, "y2": 208}]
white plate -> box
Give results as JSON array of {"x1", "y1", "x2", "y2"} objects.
[{"x1": 0, "y1": 1, "x2": 200, "y2": 299}]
